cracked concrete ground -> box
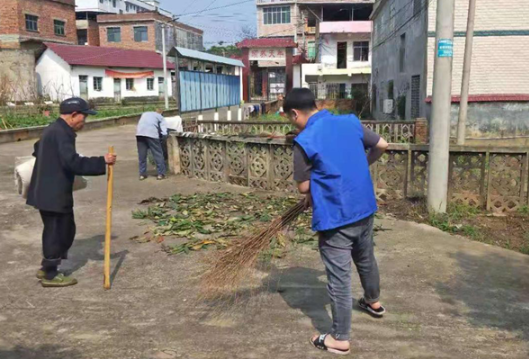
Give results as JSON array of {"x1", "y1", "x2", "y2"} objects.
[{"x1": 1, "y1": 125, "x2": 528, "y2": 359}]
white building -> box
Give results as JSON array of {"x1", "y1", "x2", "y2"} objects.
[
  {"x1": 75, "y1": 0, "x2": 172, "y2": 17},
  {"x1": 36, "y1": 42, "x2": 174, "y2": 102},
  {"x1": 297, "y1": 21, "x2": 372, "y2": 100}
]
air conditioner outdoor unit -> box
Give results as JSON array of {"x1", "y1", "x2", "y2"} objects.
[{"x1": 383, "y1": 99, "x2": 394, "y2": 114}]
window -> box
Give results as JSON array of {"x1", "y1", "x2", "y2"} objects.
[
  {"x1": 25, "y1": 15, "x2": 38, "y2": 32},
  {"x1": 337, "y1": 42, "x2": 347, "y2": 69},
  {"x1": 94, "y1": 77, "x2": 103, "y2": 91},
  {"x1": 113, "y1": 0, "x2": 117, "y2": 8},
  {"x1": 126, "y1": 79, "x2": 134, "y2": 90},
  {"x1": 411, "y1": 75, "x2": 421, "y2": 118},
  {"x1": 353, "y1": 41, "x2": 369, "y2": 62},
  {"x1": 107, "y1": 27, "x2": 121, "y2": 42},
  {"x1": 399, "y1": 33, "x2": 406, "y2": 72},
  {"x1": 414, "y1": 0, "x2": 423, "y2": 16},
  {"x1": 134, "y1": 26, "x2": 148, "y2": 42},
  {"x1": 388, "y1": 80, "x2": 394, "y2": 99},
  {"x1": 147, "y1": 78, "x2": 154, "y2": 91},
  {"x1": 54, "y1": 20, "x2": 65, "y2": 36},
  {"x1": 78, "y1": 29, "x2": 87, "y2": 45},
  {"x1": 263, "y1": 6, "x2": 290, "y2": 25}
]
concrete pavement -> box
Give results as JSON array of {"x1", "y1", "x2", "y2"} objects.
[{"x1": 0, "y1": 125, "x2": 528, "y2": 359}]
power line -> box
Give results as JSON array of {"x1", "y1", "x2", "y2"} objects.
[
  {"x1": 175, "y1": 0, "x2": 254, "y2": 17},
  {"x1": 190, "y1": 0, "x2": 220, "y2": 18}
]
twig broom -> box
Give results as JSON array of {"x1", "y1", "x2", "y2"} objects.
[{"x1": 200, "y1": 199, "x2": 307, "y2": 300}]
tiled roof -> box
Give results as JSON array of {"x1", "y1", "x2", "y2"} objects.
[
  {"x1": 44, "y1": 43, "x2": 175, "y2": 70},
  {"x1": 237, "y1": 38, "x2": 297, "y2": 49},
  {"x1": 425, "y1": 94, "x2": 529, "y2": 103}
]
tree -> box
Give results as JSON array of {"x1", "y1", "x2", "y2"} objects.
[
  {"x1": 207, "y1": 44, "x2": 241, "y2": 58},
  {"x1": 239, "y1": 24, "x2": 256, "y2": 40}
]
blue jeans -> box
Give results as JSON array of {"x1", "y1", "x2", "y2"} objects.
[
  {"x1": 136, "y1": 136, "x2": 166, "y2": 176},
  {"x1": 319, "y1": 215, "x2": 380, "y2": 341}
]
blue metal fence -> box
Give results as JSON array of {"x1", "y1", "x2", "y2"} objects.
[{"x1": 179, "y1": 71, "x2": 241, "y2": 113}]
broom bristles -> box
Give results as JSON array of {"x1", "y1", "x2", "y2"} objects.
[{"x1": 200, "y1": 200, "x2": 306, "y2": 300}]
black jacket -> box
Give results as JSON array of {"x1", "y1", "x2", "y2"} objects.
[{"x1": 26, "y1": 118, "x2": 106, "y2": 213}]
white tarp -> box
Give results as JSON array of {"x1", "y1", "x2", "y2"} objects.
[
  {"x1": 165, "y1": 116, "x2": 183, "y2": 132},
  {"x1": 15, "y1": 157, "x2": 88, "y2": 199}
]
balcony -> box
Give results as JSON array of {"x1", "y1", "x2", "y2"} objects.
[
  {"x1": 305, "y1": 25, "x2": 316, "y2": 34},
  {"x1": 319, "y1": 21, "x2": 372, "y2": 35},
  {"x1": 256, "y1": 0, "x2": 295, "y2": 5}
]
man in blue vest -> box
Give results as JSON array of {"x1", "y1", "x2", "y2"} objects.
[{"x1": 284, "y1": 88, "x2": 388, "y2": 355}]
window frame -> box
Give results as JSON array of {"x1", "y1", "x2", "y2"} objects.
[
  {"x1": 54, "y1": 19, "x2": 66, "y2": 37},
  {"x1": 93, "y1": 77, "x2": 103, "y2": 92},
  {"x1": 353, "y1": 41, "x2": 369, "y2": 62},
  {"x1": 147, "y1": 78, "x2": 155, "y2": 91},
  {"x1": 134, "y1": 26, "x2": 149, "y2": 42},
  {"x1": 25, "y1": 14, "x2": 39, "y2": 32},
  {"x1": 107, "y1": 27, "x2": 121, "y2": 43},
  {"x1": 126, "y1": 78, "x2": 134, "y2": 91},
  {"x1": 263, "y1": 6, "x2": 291, "y2": 25}
]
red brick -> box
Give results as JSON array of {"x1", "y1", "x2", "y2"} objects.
[{"x1": 0, "y1": 0, "x2": 77, "y2": 49}]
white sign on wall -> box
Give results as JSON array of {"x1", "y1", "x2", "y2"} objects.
[{"x1": 249, "y1": 48, "x2": 286, "y2": 61}]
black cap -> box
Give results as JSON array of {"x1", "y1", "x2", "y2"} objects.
[{"x1": 60, "y1": 97, "x2": 97, "y2": 115}]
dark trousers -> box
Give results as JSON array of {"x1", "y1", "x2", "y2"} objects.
[
  {"x1": 40, "y1": 210, "x2": 76, "y2": 279},
  {"x1": 136, "y1": 136, "x2": 166, "y2": 176},
  {"x1": 319, "y1": 215, "x2": 380, "y2": 340}
]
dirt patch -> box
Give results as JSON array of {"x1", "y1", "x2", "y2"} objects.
[{"x1": 380, "y1": 199, "x2": 529, "y2": 255}]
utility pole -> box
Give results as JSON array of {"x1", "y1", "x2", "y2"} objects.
[
  {"x1": 427, "y1": 0, "x2": 456, "y2": 214},
  {"x1": 456, "y1": 0, "x2": 477, "y2": 145},
  {"x1": 161, "y1": 23, "x2": 169, "y2": 110}
]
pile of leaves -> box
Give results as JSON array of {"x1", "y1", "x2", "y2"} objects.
[{"x1": 131, "y1": 192, "x2": 317, "y2": 257}]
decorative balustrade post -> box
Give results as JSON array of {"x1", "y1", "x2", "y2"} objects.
[{"x1": 414, "y1": 118, "x2": 429, "y2": 144}]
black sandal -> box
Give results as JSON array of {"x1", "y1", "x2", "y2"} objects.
[
  {"x1": 358, "y1": 298, "x2": 386, "y2": 317},
  {"x1": 310, "y1": 334, "x2": 350, "y2": 355}
]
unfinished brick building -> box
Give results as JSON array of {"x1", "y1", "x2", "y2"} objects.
[{"x1": 0, "y1": 0, "x2": 77, "y2": 101}]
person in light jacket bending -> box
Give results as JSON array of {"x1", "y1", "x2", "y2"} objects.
[{"x1": 136, "y1": 109, "x2": 168, "y2": 181}]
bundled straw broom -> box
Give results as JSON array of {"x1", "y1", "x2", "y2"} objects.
[{"x1": 200, "y1": 199, "x2": 307, "y2": 299}]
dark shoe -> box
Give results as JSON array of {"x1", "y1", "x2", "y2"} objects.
[
  {"x1": 310, "y1": 334, "x2": 350, "y2": 355},
  {"x1": 139, "y1": 175, "x2": 148, "y2": 181},
  {"x1": 36, "y1": 269, "x2": 46, "y2": 280},
  {"x1": 358, "y1": 297, "x2": 386, "y2": 317},
  {"x1": 157, "y1": 174, "x2": 166, "y2": 181},
  {"x1": 41, "y1": 273, "x2": 78, "y2": 287}
]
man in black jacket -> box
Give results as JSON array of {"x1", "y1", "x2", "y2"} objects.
[{"x1": 27, "y1": 98, "x2": 117, "y2": 287}]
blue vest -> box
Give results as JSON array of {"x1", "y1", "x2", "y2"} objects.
[{"x1": 294, "y1": 110, "x2": 378, "y2": 232}]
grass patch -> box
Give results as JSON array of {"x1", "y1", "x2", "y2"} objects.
[
  {"x1": 382, "y1": 199, "x2": 529, "y2": 255},
  {"x1": 0, "y1": 105, "x2": 160, "y2": 129}
]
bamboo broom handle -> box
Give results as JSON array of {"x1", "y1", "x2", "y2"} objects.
[{"x1": 104, "y1": 146, "x2": 114, "y2": 290}]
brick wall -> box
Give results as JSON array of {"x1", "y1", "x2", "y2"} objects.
[
  {"x1": 0, "y1": 48, "x2": 37, "y2": 101},
  {"x1": 428, "y1": 0, "x2": 529, "y2": 32},
  {"x1": 16, "y1": 0, "x2": 76, "y2": 46},
  {"x1": 427, "y1": 0, "x2": 529, "y2": 96},
  {"x1": 87, "y1": 20, "x2": 100, "y2": 46},
  {"x1": 97, "y1": 12, "x2": 204, "y2": 51},
  {"x1": 257, "y1": 5, "x2": 297, "y2": 38},
  {"x1": 99, "y1": 22, "x2": 156, "y2": 51}
]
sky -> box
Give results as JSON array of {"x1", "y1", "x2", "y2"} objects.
[{"x1": 162, "y1": 0, "x2": 257, "y2": 48}]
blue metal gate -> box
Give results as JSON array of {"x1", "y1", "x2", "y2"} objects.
[{"x1": 179, "y1": 71, "x2": 241, "y2": 113}]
